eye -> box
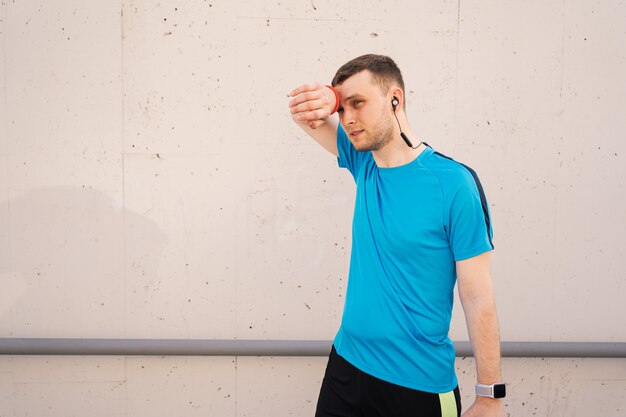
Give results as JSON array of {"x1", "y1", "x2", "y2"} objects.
[{"x1": 353, "y1": 100, "x2": 363, "y2": 107}]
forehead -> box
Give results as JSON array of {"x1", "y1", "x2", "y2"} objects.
[{"x1": 336, "y1": 70, "x2": 383, "y2": 97}]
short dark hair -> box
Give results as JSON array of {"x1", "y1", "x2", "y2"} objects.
[{"x1": 331, "y1": 54, "x2": 405, "y2": 95}]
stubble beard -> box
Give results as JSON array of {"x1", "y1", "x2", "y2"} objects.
[{"x1": 357, "y1": 113, "x2": 395, "y2": 152}]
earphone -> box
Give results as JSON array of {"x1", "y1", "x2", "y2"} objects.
[{"x1": 392, "y1": 96, "x2": 422, "y2": 150}]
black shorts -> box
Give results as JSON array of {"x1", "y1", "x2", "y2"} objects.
[{"x1": 315, "y1": 346, "x2": 461, "y2": 417}]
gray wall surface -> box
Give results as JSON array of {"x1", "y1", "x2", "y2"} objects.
[{"x1": 1, "y1": 0, "x2": 625, "y2": 416}]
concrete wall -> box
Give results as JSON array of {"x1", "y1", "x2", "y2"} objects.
[
  {"x1": 1, "y1": 0, "x2": 625, "y2": 416},
  {"x1": 0, "y1": 356, "x2": 625, "y2": 416}
]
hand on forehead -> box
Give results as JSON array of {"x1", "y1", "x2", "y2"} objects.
[{"x1": 335, "y1": 71, "x2": 382, "y2": 103}]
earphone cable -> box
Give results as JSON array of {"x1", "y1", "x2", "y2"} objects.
[{"x1": 393, "y1": 109, "x2": 423, "y2": 150}]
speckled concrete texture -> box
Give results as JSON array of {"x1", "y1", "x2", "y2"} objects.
[{"x1": 1, "y1": 0, "x2": 625, "y2": 415}]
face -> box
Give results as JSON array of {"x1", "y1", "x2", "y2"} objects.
[{"x1": 335, "y1": 70, "x2": 395, "y2": 152}]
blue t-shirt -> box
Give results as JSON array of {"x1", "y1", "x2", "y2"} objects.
[{"x1": 333, "y1": 124, "x2": 494, "y2": 393}]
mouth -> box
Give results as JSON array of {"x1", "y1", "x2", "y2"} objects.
[{"x1": 350, "y1": 129, "x2": 364, "y2": 138}]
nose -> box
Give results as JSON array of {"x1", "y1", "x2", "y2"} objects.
[{"x1": 340, "y1": 108, "x2": 356, "y2": 126}]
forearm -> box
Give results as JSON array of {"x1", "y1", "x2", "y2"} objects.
[
  {"x1": 455, "y1": 239, "x2": 504, "y2": 416},
  {"x1": 292, "y1": 115, "x2": 339, "y2": 156},
  {"x1": 463, "y1": 293, "x2": 502, "y2": 384}
]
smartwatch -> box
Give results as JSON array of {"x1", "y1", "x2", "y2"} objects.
[{"x1": 476, "y1": 383, "x2": 506, "y2": 399}]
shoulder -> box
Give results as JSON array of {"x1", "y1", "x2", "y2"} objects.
[{"x1": 421, "y1": 148, "x2": 479, "y2": 193}]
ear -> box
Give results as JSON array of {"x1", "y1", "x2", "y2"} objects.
[{"x1": 389, "y1": 87, "x2": 405, "y2": 110}]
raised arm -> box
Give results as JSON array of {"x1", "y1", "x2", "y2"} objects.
[
  {"x1": 289, "y1": 83, "x2": 339, "y2": 157},
  {"x1": 457, "y1": 251, "x2": 505, "y2": 417}
]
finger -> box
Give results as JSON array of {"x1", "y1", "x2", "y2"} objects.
[
  {"x1": 290, "y1": 97, "x2": 327, "y2": 114},
  {"x1": 288, "y1": 90, "x2": 324, "y2": 108},
  {"x1": 289, "y1": 82, "x2": 323, "y2": 97},
  {"x1": 295, "y1": 108, "x2": 328, "y2": 122}
]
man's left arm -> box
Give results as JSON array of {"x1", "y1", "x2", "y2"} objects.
[{"x1": 457, "y1": 251, "x2": 506, "y2": 417}]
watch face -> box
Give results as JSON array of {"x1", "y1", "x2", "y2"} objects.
[{"x1": 493, "y1": 384, "x2": 506, "y2": 399}]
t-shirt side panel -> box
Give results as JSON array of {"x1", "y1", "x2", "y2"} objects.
[
  {"x1": 448, "y1": 176, "x2": 494, "y2": 261},
  {"x1": 428, "y1": 151, "x2": 495, "y2": 262},
  {"x1": 463, "y1": 163, "x2": 495, "y2": 250}
]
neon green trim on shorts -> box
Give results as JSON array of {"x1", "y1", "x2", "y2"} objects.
[{"x1": 438, "y1": 389, "x2": 457, "y2": 417}]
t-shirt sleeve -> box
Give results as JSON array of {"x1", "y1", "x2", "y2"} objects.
[
  {"x1": 444, "y1": 168, "x2": 495, "y2": 261},
  {"x1": 336, "y1": 123, "x2": 369, "y2": 180}
]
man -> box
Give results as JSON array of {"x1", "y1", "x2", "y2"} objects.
[{"x1": 288, "y1": 54, "x2": 505, "y2": 417}]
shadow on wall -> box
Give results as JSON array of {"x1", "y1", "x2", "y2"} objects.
[{"x1": 0, "y1": 187, "x2": 167, "y2": 338}]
